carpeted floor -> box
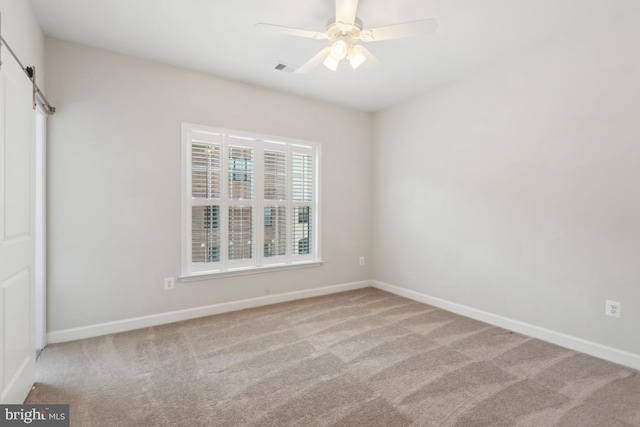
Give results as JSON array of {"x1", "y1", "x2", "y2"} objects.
[{"x1": 27, "y1": 288, "x2": 640, "y2": 426}]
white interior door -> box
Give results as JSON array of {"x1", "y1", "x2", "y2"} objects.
[{"x1": 0, "y1": 54, "x2": 37, "y2": 403}]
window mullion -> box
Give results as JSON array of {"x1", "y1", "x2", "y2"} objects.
[
  {"x1": 220, "y1": 136, "x2": 229, "y2": 268},
  {"x1": 313, "y1": 148, "x2": 320, "y2": 260},
  {"x1": 184, "y1": 131, "x2": 193, "y2": 274},
  {"x1": 255, "y1": 144, "x2": 264, "y2": 267},
  {"x1": 286, "y1": 143, "x2": 293, "y2": 264}
]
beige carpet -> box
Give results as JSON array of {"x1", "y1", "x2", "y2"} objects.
[{"x1": 27, "y1": 288, "x2": 640, "y2": 426}]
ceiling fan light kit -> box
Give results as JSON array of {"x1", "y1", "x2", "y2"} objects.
[{"x1": 256, "y1": 0, "x2": 437, "y2": 73}]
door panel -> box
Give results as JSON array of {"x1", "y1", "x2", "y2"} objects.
[
  {"x1": 3, "y1": 270, "x2": 31, "y2": 388},
  {"x1": 4, "y1": 67, "x2": 31, "y2": 237},
  {"x1": 0, "y1": 55, "x2": 36, "y2": 403}
]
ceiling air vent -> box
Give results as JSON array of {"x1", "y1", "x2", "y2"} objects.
[{"x1": 274, "y1": 62, "x2": 298, "y2": 73}]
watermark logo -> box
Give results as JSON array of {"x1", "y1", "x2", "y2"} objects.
[{"x1": 0, "y1": 405, "x2": 68, "y2": 426}]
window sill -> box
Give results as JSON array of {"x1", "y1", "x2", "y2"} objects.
[{"x1": 179, "y1": 261, "x2": 323, "y2": 282}]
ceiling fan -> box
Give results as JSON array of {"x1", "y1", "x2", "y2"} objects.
[{"x1": 256, "y1": 0, "x2": 438, "y2": 73}]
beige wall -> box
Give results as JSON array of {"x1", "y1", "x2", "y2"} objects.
[
  {"x1": 45, "y1": 38, "x2": 372, "y2": 332},
  {"x1": 373, "y1": 10, "x2": 640, "y2": 355}
]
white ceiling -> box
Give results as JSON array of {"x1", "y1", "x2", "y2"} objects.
[{"x1": 30, "y1": 0, "x2": 640, "y2": 112}]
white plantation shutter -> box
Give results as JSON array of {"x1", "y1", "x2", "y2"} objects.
[
  {"x1": 226, "y1": 138, "x2": 256, "y2": 268},
  {"x1": 264, "y1": 149, "x2": 287, "y2": 201},
  {"x1": 182, "y1": 125, "x2": 320, "y2": 276},
  {"x1": 292, "y1": 206, "x2": 312, "y2": 256},
  {"x1": 291, "y1": 148, "x2": 315, "y2": 260},
  {"x1": 191, "y1": 141, "x2": 221, "y2": 199},
  {"x1": 262, "y1": 143, "x2": 288, "y2": 263},
  {"x1": 264, "y1": 206, "x2": 287, "y2": 258},
  {"x1": 292, "y1": 152, "x2": 313, "y2": 202},
  {"x1": 228, "y1": 145, "x2": 254, "y2": 200},
  {"x1": 188, "y1": 132, "x2": 223, "y2": 270},
  {"x1": 228, "y1": 206, "x2": 253, "y2": 260},
  {"x1": 192, "y1": 205, "x2": 220, "y2": 263}
]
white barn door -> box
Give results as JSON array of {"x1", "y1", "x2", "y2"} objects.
[{"x1": 0, "y1": 54, "x2": 36, "y2": 403}]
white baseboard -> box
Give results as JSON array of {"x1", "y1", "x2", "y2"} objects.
[
  {"x1": 47, "y1": 280, "x2": 372, "y2": 344},
  {"x1": 372, "y1": 280, "x2": 640, "y2": 371}
]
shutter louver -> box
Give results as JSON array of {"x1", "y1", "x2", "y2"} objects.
[
  {"x1": 192, "y1": 142, "x2": 221, "y2": 199},
  {"x1": 264, "y1": 150, "x2": 287, "y2": 200},
  {"x1": 292, "y1": 153, "x2": 313, "y2": 202},
  {"x1": 264, "y1": 206, "x2": 286, "y2": 257},
  {"x1": 228, "y1": 146, "x2": 254, "y2": 200},
  {"x1": 192, "y1": 205, "x2": 220, "y2": 263},
  {"x1": 229, "y1": 206, "x2": 253, "y2": 260},
  {"x1": 292, "y1": 206, "x2": 312, "y2": 256}
]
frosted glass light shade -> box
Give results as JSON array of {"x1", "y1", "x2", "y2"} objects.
[
  {"x1": 348, "y1": 46, "x2": 367, "y2": 69},
  {"x1": 323, "y1": 54, "x2": 340, "y2": 71}
]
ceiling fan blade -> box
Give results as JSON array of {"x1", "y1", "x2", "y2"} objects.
[
  {"x1": 354, "y1": 45, "x2": 381, "y2": 67},
  {"x1": 336, "y1": 0, "x2": 359, "y2": 26},
  {"x1": 361, "y1": 18, "x2": 438, "y2": 42},
  {"x1": 296, "y1": 47, "x2": 331, "y2": 74},
  {"x1": 255, "y1": 23, "x2": 328, "y2": 40}
]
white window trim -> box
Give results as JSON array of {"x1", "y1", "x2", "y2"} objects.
[
  {"x1": 181, "y1": 123, "x2": 322, "y2": 281},
  {"x1": 179, "y1": 261, "x2": 324, "y2": 282}
]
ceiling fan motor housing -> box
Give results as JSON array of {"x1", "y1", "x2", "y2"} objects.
[{"x1": 326, "y1": 17, "x2": 363, "y2": 43}]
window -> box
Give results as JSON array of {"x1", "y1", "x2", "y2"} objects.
[{"x1": 182, "y1": 124, "x2": 321, "y2": 277}]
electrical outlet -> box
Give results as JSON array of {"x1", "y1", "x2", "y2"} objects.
[
  {"x1": 605, "y1": 300, "x2": 621, "y2": 318},
  {"x1": 359, "y1": 256, "x2": 365, "y2": 266},
  {"x1": 164, "y1": 277, "x2": 175, "y2": 291}
]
